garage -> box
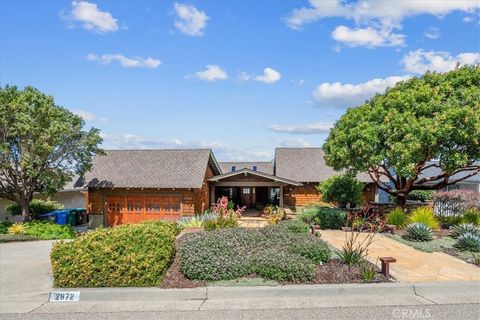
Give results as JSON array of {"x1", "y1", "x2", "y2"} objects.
[{"x1": 106, "y1": 195, "x2": 182, "y2": 227}]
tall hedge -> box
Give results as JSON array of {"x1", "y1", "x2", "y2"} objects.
[{"x1": 50, "y1": 221, "x2": 181, "y2": 287}]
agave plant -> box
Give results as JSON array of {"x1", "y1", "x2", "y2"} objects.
[
  {"x1": 178, "y1": 216, "x2": 204, "y2": 228},
  {"x1": 454, "y1": 232, "x2": 480, "y2": 252},
  {"x1": 402, "y1": 223, "x2": 434, "y2": 242},
  {"x1": 450, "y1": 223, "x2": 480, "y2": 239},
  {"x1": 7, "y1": 222, "x2": 26, "y2": 235}
]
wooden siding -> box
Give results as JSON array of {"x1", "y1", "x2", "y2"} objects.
[{"x1": 284, "y1": 182, "x2": 377, "y2": 208}]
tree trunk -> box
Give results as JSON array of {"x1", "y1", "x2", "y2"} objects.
[
  {"x1": 20, "y1": 194, "x2": 31, "y2": 222},
  {"x1": 396, "y1": 193, "x2": 407, "y2": 208}
]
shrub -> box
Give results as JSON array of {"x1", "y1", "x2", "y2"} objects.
[
  {"x1": 407, "y1": 190, "x2": 433, "y2": 202},
  {"x1": 6, "y1": 199, "x2": 64, "y2": 218},
  {"x1": 24, "y1": 221, "x2": 75, "y2": 240},
  {"x1": 409, "y1": 207, "x2": 439, "y2": 230},
  {"x1": 437, "y1": 215, "x2": 463, "y2": 228},
  {"x1": 203, "y1": 215, "x2": 238, "y2": 231},
  {"x1": 386, "y1": 208, "x2": 408, "y2": 229},
  {"x1": 403, "y1": 223, "x2": 434, "y2": 242},
  {"x1": 8, "y1": 223, "x2": 26, "y2": 235},
  {"x1": 450, "y1": 223, "x2": 480, "y2": 239},
  {"x1": 262, "y1": 205, "x2": 286, "y2": 225},
  {"x1": 278, "y1": 219, "x2": 310, "y2": 234},
  {"x1": 317, "y1": 174, "x2": 364, "y2": 208},
  {"x1": 50, "y1": 221, "x2": 180, "y2": 287},
  {"x1": 454, "y1": 233, "x2": 480, "y2": 252},
  {"x1": 297, "y1": 207, "x2": 319, "y2": 224},
  {"x1": 0, "y1": 221, "x2": 13, "y2": 234},
  {"x1": 315, "y1": 208, "x2": 346, "y2": 229},
  {"x1": 462, "y1": 209, "x2": 480, "y2": 226},
  {"x1": 180, "y1": 226, "x2": 330, "y2": 282}
]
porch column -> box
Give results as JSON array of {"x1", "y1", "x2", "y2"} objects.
[
  {"x1": 210, "y1": 185, "x2": 216, "y2": 205},
  {"x1": 280, "y1": 186, "x2": 284, "y2": 207}
]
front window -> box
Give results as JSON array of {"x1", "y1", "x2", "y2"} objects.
[
  {"x1": 269, "y1": 187, "x2": 280, "y2": 205},
  {"x1": 243, "y1": 188, "x2": 250, "y2": 194}
]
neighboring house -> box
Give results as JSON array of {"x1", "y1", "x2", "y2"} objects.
[
  {"x1": 0, "y1": 175, "x2": 87, "y2": 221},
  {"x1": 81, "y1": 148, "x2": 378, "y2": 227}
]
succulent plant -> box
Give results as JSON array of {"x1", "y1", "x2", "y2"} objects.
[
  {"x1": 454, "y1": 232, "x2": 480, "y2": 252},
  {"x1": 7, "y1": 222, "x2": 26, "y2": 235},
  {"x1": 402, "y1": 223, "x2": 434, "y2": 242},
  {"x1": 450, "y1": 223, "x2": 480, "y2": 239}
]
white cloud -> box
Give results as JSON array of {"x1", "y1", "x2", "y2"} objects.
[
  {"x1": 402, "y1": 49, "x2": 480, "y2": 74},
  {"x1": 332, "y1": 25, "x2": 404, "y2": 48},
  {"x1": 274, "y1": 137, "x2": 312, "y2": 148},
  {"x1": 268, "y1": 122, "x2": 333, "y2": 134},
  {"x1": 86, "y1": 53, "x2": 161, "y2": 68},
  {"x1": 286, "y1": 0, "x2": 478, "y2": 47},
  {"x1": 313, "y1": 75, "x2": 411, "y2": 108},
  {"x1": 174, "y1": 3, "x2": 209, "y2": 36},
  {"x1": 194, "y1": 65, "x2": 228, "y2": 81},
  {"x1": 239, "y1": 68, "x2": 281, "y2": 84},
  {"x1": 71, "y1": 109, "x2": 107, "y2": 122},
  {"x1": 63, "y1": 1, "x2": 119, "y2": 33},
  {"x1": 424, "y1": 27, "x2": 440, "y2": 39}
]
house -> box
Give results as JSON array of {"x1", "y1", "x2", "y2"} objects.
[
  {"x1": 0, "y1": 176, "x2": 87, "y2": 221},
  {"x1": 81, "y1": 148, "x2": 379, "y2": 227}
]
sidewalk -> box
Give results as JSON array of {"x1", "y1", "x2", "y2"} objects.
[
  {"x1": 320, "y1": 230, "x2": 480, "y2": 283},
  {"x1": 3, "y1": 282, "x2": 479, "y2": 314}
]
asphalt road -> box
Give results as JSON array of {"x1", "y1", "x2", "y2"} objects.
[{"x1": 3, "y1": 304, "x2": 479, "y2": 320}]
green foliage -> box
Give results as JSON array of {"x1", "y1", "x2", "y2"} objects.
[
  {"x1": 0, "y1": 234, "x2": 39, "y2": 243},
  {"x1": 403, "y1": 223, "x2": 434, "y2": 242},
  {"x1": 323, "y1": 66, "x2": 480, "y2": 202},
  {"x1": 409, "y1": 207, "x2": 440, "y2": 230},
  {"x1": 50, "y1": 221, "x2": 180, "y2": 287},
  {"x1": 24, "y1": 221, "x2": 74, "y2": 240},
  {"x1": 0, "y1": 221, "x2": 13, "y2": 234},
  {"x1": 317, "y1": 174, "x2": 364, "y2": 208},
  {"x1": 6, "y1": 199, "x2": 64, "y2": 217},
  {"x1": 450, "y1": 223, "x2": 480, "y2": 239},
  {"x1": 336, "y1": 230, "x2": 376, "y2": 267},
  {"x1": 471, "y1": 252, "x2": 480, "y2": 265},
  {"x1": 203, "y1": 215, "x2": 239, "y2": 231},
  {"x1": 301, "y1": 207, "x2": 346, "y2": 229},
  {"x1": 360, "y1": 262, "x2": 376, "y2": 283},
  {"x1": 462, "y1": 209, "x2": 480, "y2": 225},
  {"x1": 180, "y1": 225, "x2": 330, "y2": 282},
  {"x1": 407, "y1": 190, "x2": 433, "y2": 202},
  {"x1": 178, "y1": 216, "x2": 204, "y2": 228},
  {"x1": 386, "y1": 208, "x2": 408, "y2": 229},
  {"x1": 279, "y1": 219, "x2": 310, "y2": 234},
  {"x1": 454, "y1": 233, "x2": 480, "y2": 252},
  {"x1": 0, "y1": 85, "x2": 103, "y2": 218},
  {"x1": 263, "y1": 205, "x2": 286, "y2": 225},
  {"x1": 437, "y1": 215, "x2": 463, "y2": 228}
]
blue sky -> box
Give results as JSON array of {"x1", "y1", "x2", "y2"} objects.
[{"x1": 1, "y1": 0, "x2": 479, "y2": 161}]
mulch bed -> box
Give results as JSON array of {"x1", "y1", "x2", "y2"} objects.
[{"x1": 160, "y1": 231, "x2": 389, "y2": 288}]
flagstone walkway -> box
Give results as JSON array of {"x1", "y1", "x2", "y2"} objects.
[{"x1": 320, "y1": 230, "x2": 480, "y2": 283}]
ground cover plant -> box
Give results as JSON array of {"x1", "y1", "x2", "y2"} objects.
[
  {"x1": 179, "y1": 221, "x2": 331, "y2": 282},
  {"x1": 298, "y1": 207, "x2": 346, "y2": 229},
  {"x1": 51, "y1": 221, "x2": 181, "y2": 287},
  {"x1": 3, "y1": 221, "x2": 74, "y2": 240}
]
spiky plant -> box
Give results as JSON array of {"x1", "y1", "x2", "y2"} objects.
[
  {"x1": 402, "y1": 223, "x2": 434, "y2": 242},
  {"x1": 450, "y1": 223, "x2": 480, "y2": 239},
  {"x1": 454, "y1": 232, "x2": 480, "y2": 252},
  {"x1": 7, "y1": 223, "x2": 26, "y2": 235}
]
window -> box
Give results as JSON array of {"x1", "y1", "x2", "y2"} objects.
[
  {"x1": 252, "y1": 165, "x2": 257, "y2": 171},
  {"x1": 231, "y1": 166, "x2": 236, "y2": 172},
  {"x1": 269, "y1": 187, "x2": 280, "y2": 205},
  {"x1": 243, "y1": 188, "x2": 250, "y2": 194}
]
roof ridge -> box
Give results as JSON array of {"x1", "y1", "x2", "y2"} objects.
[{"x1": 102, "y1": 148, "x2": 212, "y2": 152}]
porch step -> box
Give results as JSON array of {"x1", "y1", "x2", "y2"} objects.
[{"x1": 239, "y1": 217, "x2": 268, "y2": 228}]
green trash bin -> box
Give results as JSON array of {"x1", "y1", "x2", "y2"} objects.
[{"x1": 66, "y1": 209, "x2": 78, "y2": 226}]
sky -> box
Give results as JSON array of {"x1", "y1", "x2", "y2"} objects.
[{"x1": 1, "y1": 0, "x2": 479, "y2": 161}]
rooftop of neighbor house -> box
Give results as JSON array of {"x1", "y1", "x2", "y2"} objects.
[
  {"x1": 418, "y1": 161, "x2": 480, "y2": 183},
  {"x1": 219, "y1": 161, "x2": 274, "y2": 175}
]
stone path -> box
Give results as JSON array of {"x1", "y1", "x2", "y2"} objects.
[{"x1": 320, "y1": 230, "x2": 480, "y2": 283}]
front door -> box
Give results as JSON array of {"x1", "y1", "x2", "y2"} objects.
[{"x1": 241, "y1": 187, "x2": 256, "y2": 208}]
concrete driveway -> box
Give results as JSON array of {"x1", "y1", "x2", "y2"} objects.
[{"x1": 0, "y1": 240, "x2": 54, "y2": 313}]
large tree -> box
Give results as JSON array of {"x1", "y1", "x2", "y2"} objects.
[
  {"x1": 323, "y1": 65, "x2": 480, "y2": 207},
  {"x1": 0, "y1": 86, "x2": 103, "y2": 220}
]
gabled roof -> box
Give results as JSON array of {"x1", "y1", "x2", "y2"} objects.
[
  {"x1": 219, "y1": 161, "x2": 274, "y2": 175},
  {"x1": 209, "y1": 168, "x2": 302, "y2": 186},
  {"x1": 274, "y1": 148, "x2": 373, "y2": 183},
  {"x1": 83, "y1": 149, "x2": 221, "y2": 189}
]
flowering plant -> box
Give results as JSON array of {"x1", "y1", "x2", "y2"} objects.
[{"x1": 211, "y1": 196, "x2": 245, "y2": 219}]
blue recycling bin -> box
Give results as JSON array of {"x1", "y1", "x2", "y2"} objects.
[
  {"x1": 38, "y1": 212, "x2": 57, "y2": 223},
  {"x1": 54, "y1": 210, "x2": 69, "y2": 225}
]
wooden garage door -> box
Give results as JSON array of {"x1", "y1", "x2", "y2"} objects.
[{"x1": 106, "y1": 195, "x2": 181, "y2": 227}]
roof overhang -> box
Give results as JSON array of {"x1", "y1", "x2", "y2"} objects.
[{"x1": 208, "y1": 168, "x2": 302, "y2": 186}]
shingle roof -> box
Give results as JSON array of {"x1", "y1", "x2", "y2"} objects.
[
  {"x1": 274, "y1": 148, "x2": 373, "y2": 183},
  {"x1": 82, "y1": 149, "x2": 221, "y2": 189},
  {"x1": 418, "y1": 161, "x2": 480, "y2": 184},
  {"x1": 219, "y1": 161, "x2": 274, "y2": 175},
  {"x1": 209, "y1": 168, "x2": 302, "y2": 186}
]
